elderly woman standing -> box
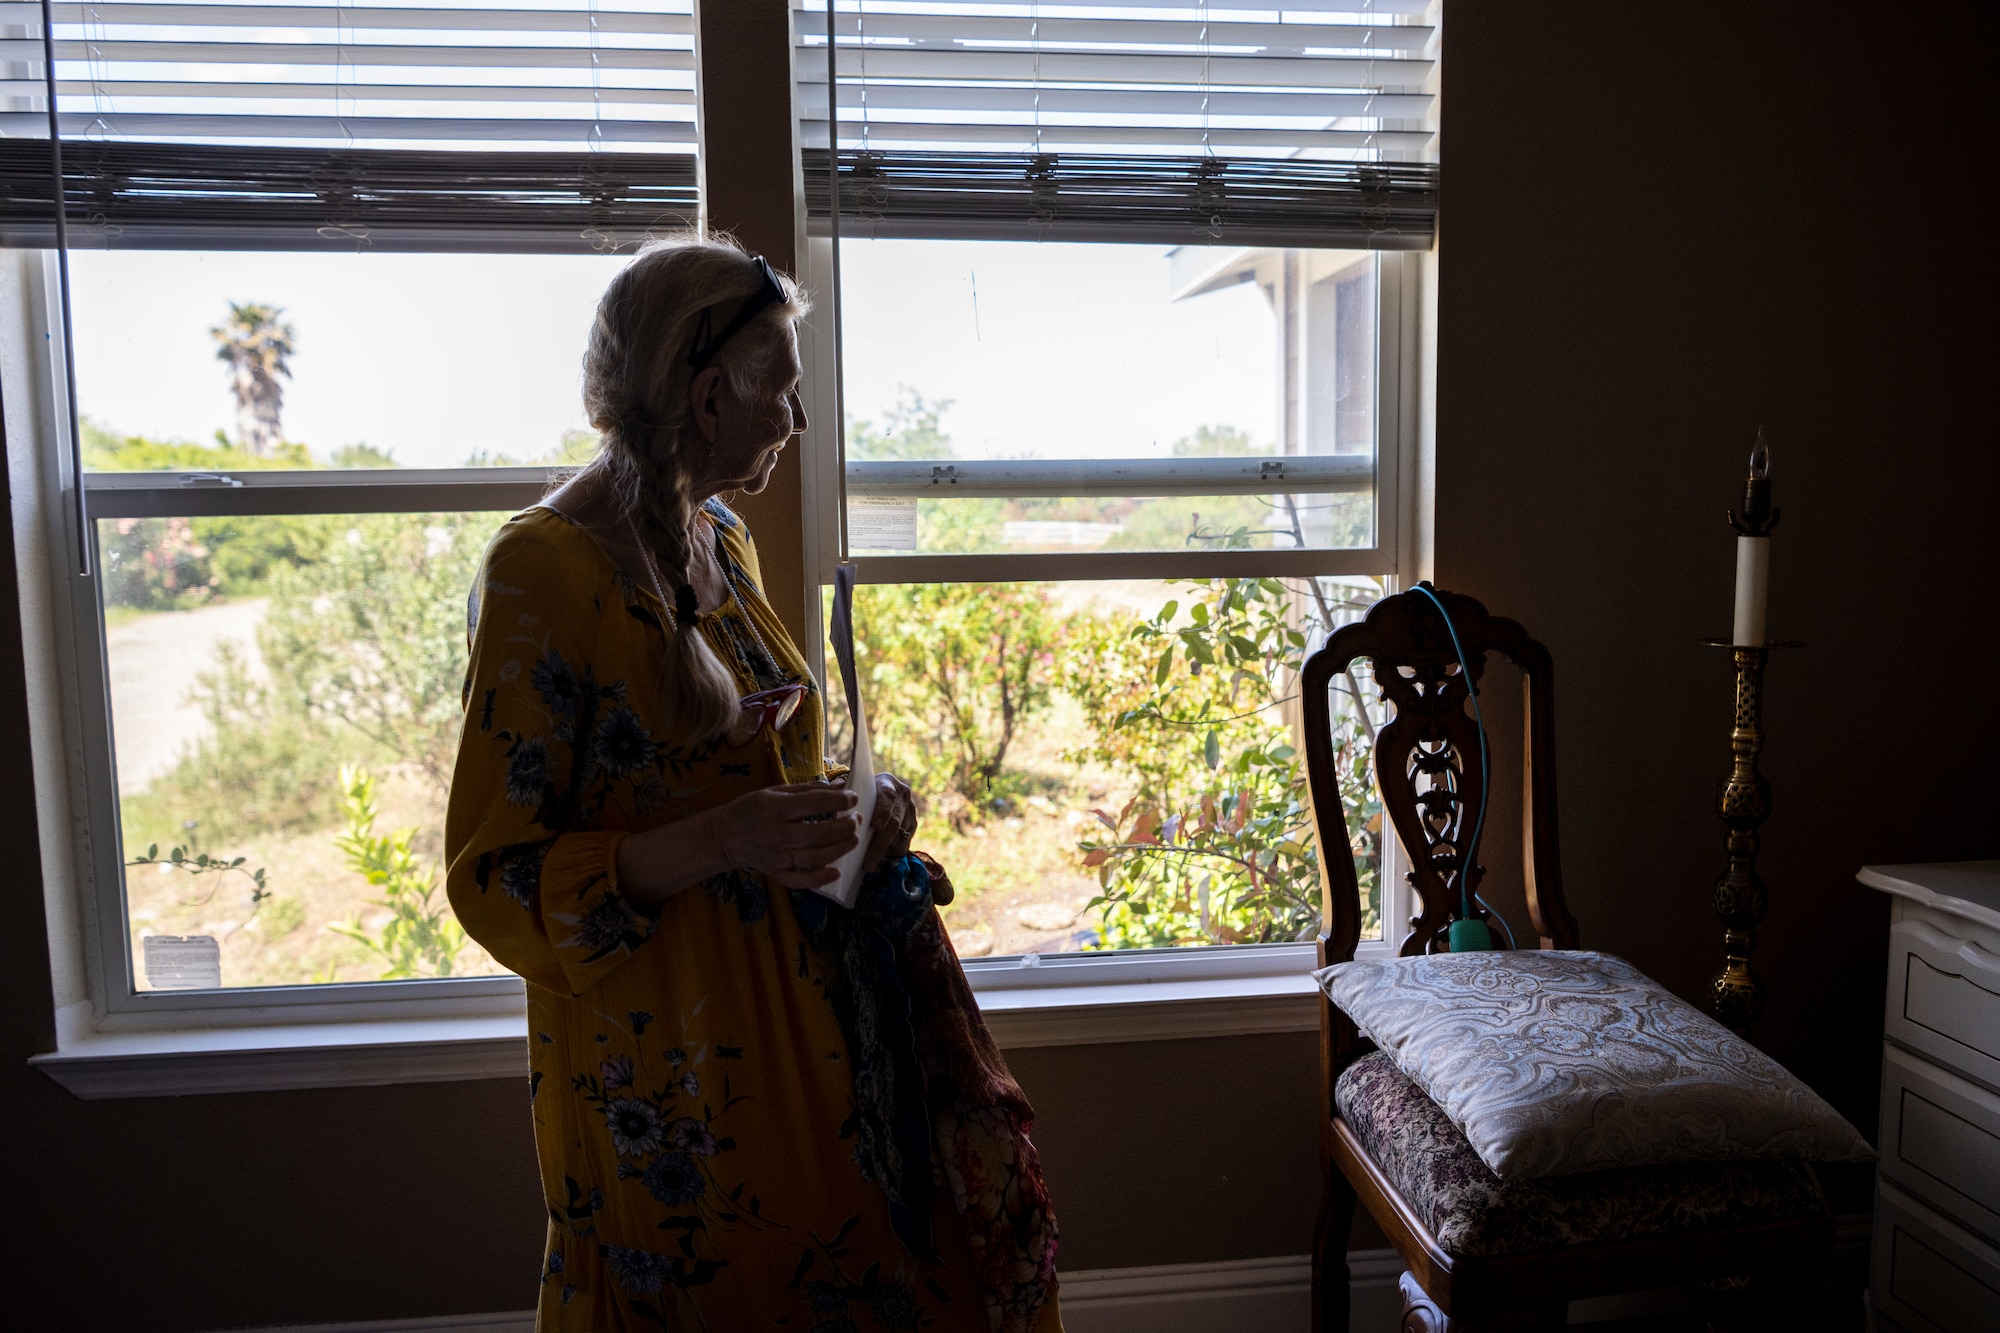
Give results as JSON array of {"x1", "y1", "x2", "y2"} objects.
[{"x1": 446, "y1": 236, "x2": 1060, "y2": 1331}]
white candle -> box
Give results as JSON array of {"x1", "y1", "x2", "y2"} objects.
[
  {"x1": 1732, "y1": 536, "x2": 1769, "y2": 646},
  {"x1": 1729, "y1": 431, "x2": 1774, "y2": 647}
]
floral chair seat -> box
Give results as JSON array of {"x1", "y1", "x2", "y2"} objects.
[{"x1": 1334, "y1": 1051, "x2": 1831, "y2": 1258}]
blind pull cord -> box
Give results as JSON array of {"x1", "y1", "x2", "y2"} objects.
[{"x1": 826, "y1": 0, "x2": 851, "y2": 562}]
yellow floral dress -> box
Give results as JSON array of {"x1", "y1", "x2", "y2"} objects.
[{"x1": 446, "y1": 503, "x2": 1060, "y2": 1332}]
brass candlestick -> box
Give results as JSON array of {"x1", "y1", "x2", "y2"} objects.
[
  {"x1": 1707, "y1": 437, "x2": 1793, "y2": 1037},
  {"x1": 1708, "y1": 643, "x2": 1778, "y2": 1035}
]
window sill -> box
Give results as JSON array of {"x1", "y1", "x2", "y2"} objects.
[{"x1": 31, "y1": 969, "x2": 1324, "y2": 1099}]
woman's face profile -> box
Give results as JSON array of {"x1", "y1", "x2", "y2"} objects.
[{"x1": 694, "y1": 324, "x2": 807, "y2": 496}]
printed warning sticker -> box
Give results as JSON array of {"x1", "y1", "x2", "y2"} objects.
[
  {"x1": 143, "y1": 934, "x2": 221, "y2": 990},
  {"x1": 846, "y1": 496, "x2": 919, "y2": 551}
]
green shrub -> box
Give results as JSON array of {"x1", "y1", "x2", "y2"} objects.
[
  {"x1": 121, "y1": 641, "x2": 358, "y2": 848},
  {"x1": 856, "y1": 581, "x2": 1074, "y2": 823},
  {"x1": 1069, "y1": 576, "x2": 1383, "y2": 948},
  {"x1": 82, "y1": 416, "x2": 309, "y2": 474},
  {"x1": 254, "y1": 511, "x2": 492, "y2": 792},
  {"x1": 130, "y1": 510, "x2": 496, "y2": 845},
  {"x1": 99, "y1": 516, "x2": 220, "y2": 611},
  {"x1": 327, "y1": 767, "x2": 465, "y2": 979},
  {"x1": 849, "y1": 388, "x2": 955, "y2": 461}
]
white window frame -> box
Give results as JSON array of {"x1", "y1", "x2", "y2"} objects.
[
  {"x1": 14, "y1": 225, "x2": 1426, "y2": 1102},
  {"x1": 795, "y1": 233, "x2": 1421, "y2": 989}
]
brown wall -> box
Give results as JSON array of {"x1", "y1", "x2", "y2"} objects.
[
  {"x1": 7, "y1": 3, "x2": 1996, "y2": 1326},
  {"x1": 1432, "y1": 0, "x2": 2000, "y2": 1156}
]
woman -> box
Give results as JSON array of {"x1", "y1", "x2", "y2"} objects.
[{"x1": 445, "y1": 235, "x2": 1061, "y2": 1332}]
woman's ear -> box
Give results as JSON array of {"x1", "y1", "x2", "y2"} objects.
[{"x1": 688, "y1": 366, "x2": 725, "y2": 443}]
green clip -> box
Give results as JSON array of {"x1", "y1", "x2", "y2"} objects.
[{"x1": 1448, "y1": 918, "x2": 1494, "y2": 952}]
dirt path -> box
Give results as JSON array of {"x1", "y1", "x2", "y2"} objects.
[{"x1": 104, "y1": 599, "x2": 268, "y2": 795}]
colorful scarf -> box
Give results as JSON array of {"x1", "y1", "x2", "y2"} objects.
[{"x1": 793, "y1": 852, "x2": 1059, "y2": 1332}]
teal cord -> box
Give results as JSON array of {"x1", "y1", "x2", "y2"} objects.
[{"x1": 1410, "y1": 584, "x2": 1489, "y2": 926}]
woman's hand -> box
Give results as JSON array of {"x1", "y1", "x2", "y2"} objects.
[
  {"x1": 617, "y1": 782, "x2": 860, "y2": 902},
  {"x1": 861, "y1": 772, "x2": 918, "y2": 872},
  {"x1": 712, "y1": 782, "x2": 863, "y2": 890}
]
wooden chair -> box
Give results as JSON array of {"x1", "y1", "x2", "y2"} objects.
[{"x1": 1300, "y1": 585, "x2": 1835, "y2": 1332}]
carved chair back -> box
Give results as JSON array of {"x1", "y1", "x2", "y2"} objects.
[
  {"x1": 1302, "y1": 584, "x2": 1579, "y2": 965},
  {"x1": 1302, "y1": 586, "x2": 1579, "y2": 1111}
]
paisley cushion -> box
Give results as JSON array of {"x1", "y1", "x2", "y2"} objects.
[
  {"x1": 1335, "y1": 1051, "x2": 1831, "y2": 1257},
  {"x1": 1316, "y1": 950, "x2": 1872, "y2": 1179}
]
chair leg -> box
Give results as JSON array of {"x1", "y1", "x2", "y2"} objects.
[
  {"x1": 1397, "y1": 1272, "x2": 1566, "y2": 1333},
  {"x1": 1310, "y1": 1157, "x2": 1358, "y2": 1333}
]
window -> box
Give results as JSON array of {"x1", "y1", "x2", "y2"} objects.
[
  {"x1": 795, "y1": 2, "x2": 1438, "y2": 966},
  {"x1": 7, "y1": 1, "x2": 698, "y2": 1025},
  {"x1": 12, "y1": 1, "x2": 1439, "y2": 1084}
]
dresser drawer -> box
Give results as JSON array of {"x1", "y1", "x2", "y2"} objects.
[
  {"x1": 1873, "y1": 1181, "x2": 2000, "y2": 1333},
  {"x1": 1885, "y1": 915, "x2": 2000, "y2": 1095},
  {"x1": 1880, "y1": 1045, "x2": 2000, "y2": 1240}
]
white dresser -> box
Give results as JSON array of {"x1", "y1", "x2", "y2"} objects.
[{"x1": 1861, "y1": 861, "x2": 2000, "y2": 1333}]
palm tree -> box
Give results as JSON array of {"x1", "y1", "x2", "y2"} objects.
[{"x1": 211, "y1": 302, "x2": 296, "y2": 456}]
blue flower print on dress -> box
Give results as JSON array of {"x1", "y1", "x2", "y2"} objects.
[
  {"x1": 593, "y1": 705, "x2": 659, "y2": 777},
  {"x1": 806, "y1": 1280, "x2": 849, "y2": 1315},
  {"x1": 869, "y1": 1279, "x2": 923, "y2": 1332},
  {"x1": 705, "y1": 868, "x2": 768, "y2": 924},
  {"x1": 505, "y1": 734, "x2": 552, "y2": 807},
  {"x1": 552, "y1": 887, "x2": 653, "y2": 964},
  {"x1": 641, "y1": 1151, "x2": 706, "y2": 1206},
  {"x1": 477, "y1": 837, "x2": 554, "y2": 908},
  {"x1": 531, "y1": 649, "x2": 584, "y2": 741},
  {"x1": 600, "y1": 1243, "x2": 674, "y2": 1295},
  {"x1": 603, "y1": 1096, "x2": 665, "y2": 1158}
]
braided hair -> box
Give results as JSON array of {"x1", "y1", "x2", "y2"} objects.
[{"x1": 575, "y1": 233, "x2": 809, "y2": 743}]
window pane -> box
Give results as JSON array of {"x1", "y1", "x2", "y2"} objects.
[
  {"x1": 848, "y1": 490, "x2": 1374, "y2": 556},
  {"x1": 73, "y1": 251, "x2": 625, "y2": 471},
  {"x1": 104, "y1": 510, "x2": 510, "y2": 990},
  {"x1": 823, "y1": 576, "x2": 1385, "y2": 958},
  {"x1": 838, "y1": 239, "x2": 1379, "y2": 551}
]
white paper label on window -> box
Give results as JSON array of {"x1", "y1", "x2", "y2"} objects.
[
  {"x1": 143, "y1": 934, "x2": 221, "y2": 990},
  {"x1": 846, "y1": 496, "x2": 919, "y2": 551}
]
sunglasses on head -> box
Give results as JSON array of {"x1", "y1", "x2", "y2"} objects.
[{"x1": 687, "y1": 256, "x2": 786, "y2": 372}]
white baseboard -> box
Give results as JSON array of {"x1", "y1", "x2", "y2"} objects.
[
  {"x1": 1060, "y1": 1249, "x2": 1405, "y2": 1333},
  {"x1": 216, "y1": 1250, "x2": 1402, "y2": 1333},
  {"x1": 222, "y1": 1316, "x2": 536, "y2": 1333},
  {"x1": 218, "y1": 1217, "x2": 1872, "y2": 1333}
]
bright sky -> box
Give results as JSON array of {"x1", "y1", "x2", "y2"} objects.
[
  {"x1": 70, "y1": 238, "x2": 1281, "y2": 470},
  {"x1": 838, "y1": 238, "x2": 1276, "y2": 460},
  {"x1": 71, "y1": 250, "x2": 626, "y2": 469}
]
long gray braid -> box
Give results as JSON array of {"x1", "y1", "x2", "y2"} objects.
[{"x1": 575, "y1": 233, "x2": 809, "y2": 743}]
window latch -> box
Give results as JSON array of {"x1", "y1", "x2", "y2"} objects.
[
  {"x1": 178, "y1": 473, "x2": 243, "y2": 488},
  {"x1": 1259, "y1": 460, "x2": 1287, "y2": 481},
  {"x1": 929, "y1": 464, "x2": 959, "y2": 487}
]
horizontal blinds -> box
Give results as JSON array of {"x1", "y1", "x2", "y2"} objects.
[
  {"x1": 0, "y1": 1, "x2": 696, "y2": 151},
  {"x1": 0, "y1": 138, "x2": 697, "y2": 249},
  {"x1": 796, "y1": 1, "x2": 1437, "y2": 160},
  {"x1": 803, "y1": 148, "x2": 1435, "y2": 248}
]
